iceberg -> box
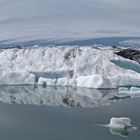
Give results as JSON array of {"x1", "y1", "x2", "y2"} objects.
[
  {"x1": 93, "y1": 117, "x2": 137, "y2": 137},
  {"x1": 108, "y1": 117, "x2": 137, "y2": 137},
  {"x1": 0, "y1": 47, "x2": 140, "y2": 88}
]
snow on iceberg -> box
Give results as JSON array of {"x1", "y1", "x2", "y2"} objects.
[{"x1": 0, "y1": 46, "x2": 140, "y2": 88}]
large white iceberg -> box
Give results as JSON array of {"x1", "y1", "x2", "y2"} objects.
[{"x1": 0, "y1": 46, "x2": 140, "y2": 88}]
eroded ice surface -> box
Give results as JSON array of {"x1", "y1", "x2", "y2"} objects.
[{"x1": 1, "y1": 47, "x2": 140, "y2": 88}]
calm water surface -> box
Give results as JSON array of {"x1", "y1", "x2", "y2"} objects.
[{"x1": 0, "y1": 86, "x2": 139, "y2": 140}]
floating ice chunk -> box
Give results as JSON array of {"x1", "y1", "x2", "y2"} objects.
[
  {"x1": 94, "y1": 117, "x2": 137, "y2": 137},
  {"x1": 37, "y1": 77, "x2": 56, "y2": 86},
  {"x1": 118, "y1": 87, "x2": 140, "y2": 98},
  {"x1": 37, "y1": 77, "x2": 76, "y2": 87},
  {"x1": 130, "y1": 87, "x2": 140, "y2": 91},
  {"x1": 118, "y1": 87, "x2": 129, "y2": 91},
  {"x1": 108, "y1": 117, "x2": 137, "y2": 137},
  {"x1": 107, "y1": 117, "x2": 132, "y2": 128}
]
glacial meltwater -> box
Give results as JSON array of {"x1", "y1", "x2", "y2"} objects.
[{"x1": 0, "y1": 86, "x2": 139, "y2": 140}]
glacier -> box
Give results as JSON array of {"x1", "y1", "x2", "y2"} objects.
[
  {"x1": 120, "y1": 39, "x2": 140, "y2": 48},
  {"x1": 0, "y1": 46, "x2": 140, "y2": 88}
]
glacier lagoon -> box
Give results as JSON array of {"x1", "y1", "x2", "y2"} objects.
[
  {"x1": 0, "y1": 85, "x2": 139, "y2": 140},
  {"x1": 0, "y1": 38, "x2": 140, "y2": 140},
  {"x1": 1, "y1": 0, "x2": 140, "y2": 139}
]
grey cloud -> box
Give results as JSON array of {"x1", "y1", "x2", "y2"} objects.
[
  {"x1": 0, "y1": 0, "x2": 21, "y2": 6},
  {"x1": 0, "y1": 0, "x2": 140, "y2": 36}
]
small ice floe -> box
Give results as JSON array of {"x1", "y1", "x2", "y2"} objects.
[
  {"x1": 118, "y1": 87, "x2": 140, "y2": 98},
  {"x1": 93, "y1": 117, "x2": 137, "y2": 137}
]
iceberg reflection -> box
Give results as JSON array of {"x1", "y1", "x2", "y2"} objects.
[
  {"x1": 0, "y1": 86, "x2": 120, "y2": 108},
  {"x1": 110, "y1": 127, "x2": 135, "y2": 137},
  {"x1": 118, "y1": 87, "x2": 140, "y2": 98}
]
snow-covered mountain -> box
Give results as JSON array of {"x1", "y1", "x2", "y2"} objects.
[{"x1": 0, "y1": 46, "x2": 140, "y2": 88}]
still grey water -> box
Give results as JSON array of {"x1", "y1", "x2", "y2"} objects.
[{"x1": 0, "y1": 86, "x2": 139, "y2": 140}]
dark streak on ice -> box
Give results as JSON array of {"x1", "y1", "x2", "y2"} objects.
[{"x1": 116, "y1": 49, "x2": 140, "y2": 64}]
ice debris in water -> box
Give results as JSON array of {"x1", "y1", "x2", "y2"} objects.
[
  {"x1": 94, "y1": 117, "x2": 137, "y2": 137},
  {"x1": 118, "y1": 87, "x2": 140, "y2": 98}
]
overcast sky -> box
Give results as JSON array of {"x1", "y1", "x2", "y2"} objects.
[
  {"x1": 0, "y1": 0, "x2": 139, "y2": 20},
  {"x1": 0, "y1": 0, "x2": 140, "y2": 39}
]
